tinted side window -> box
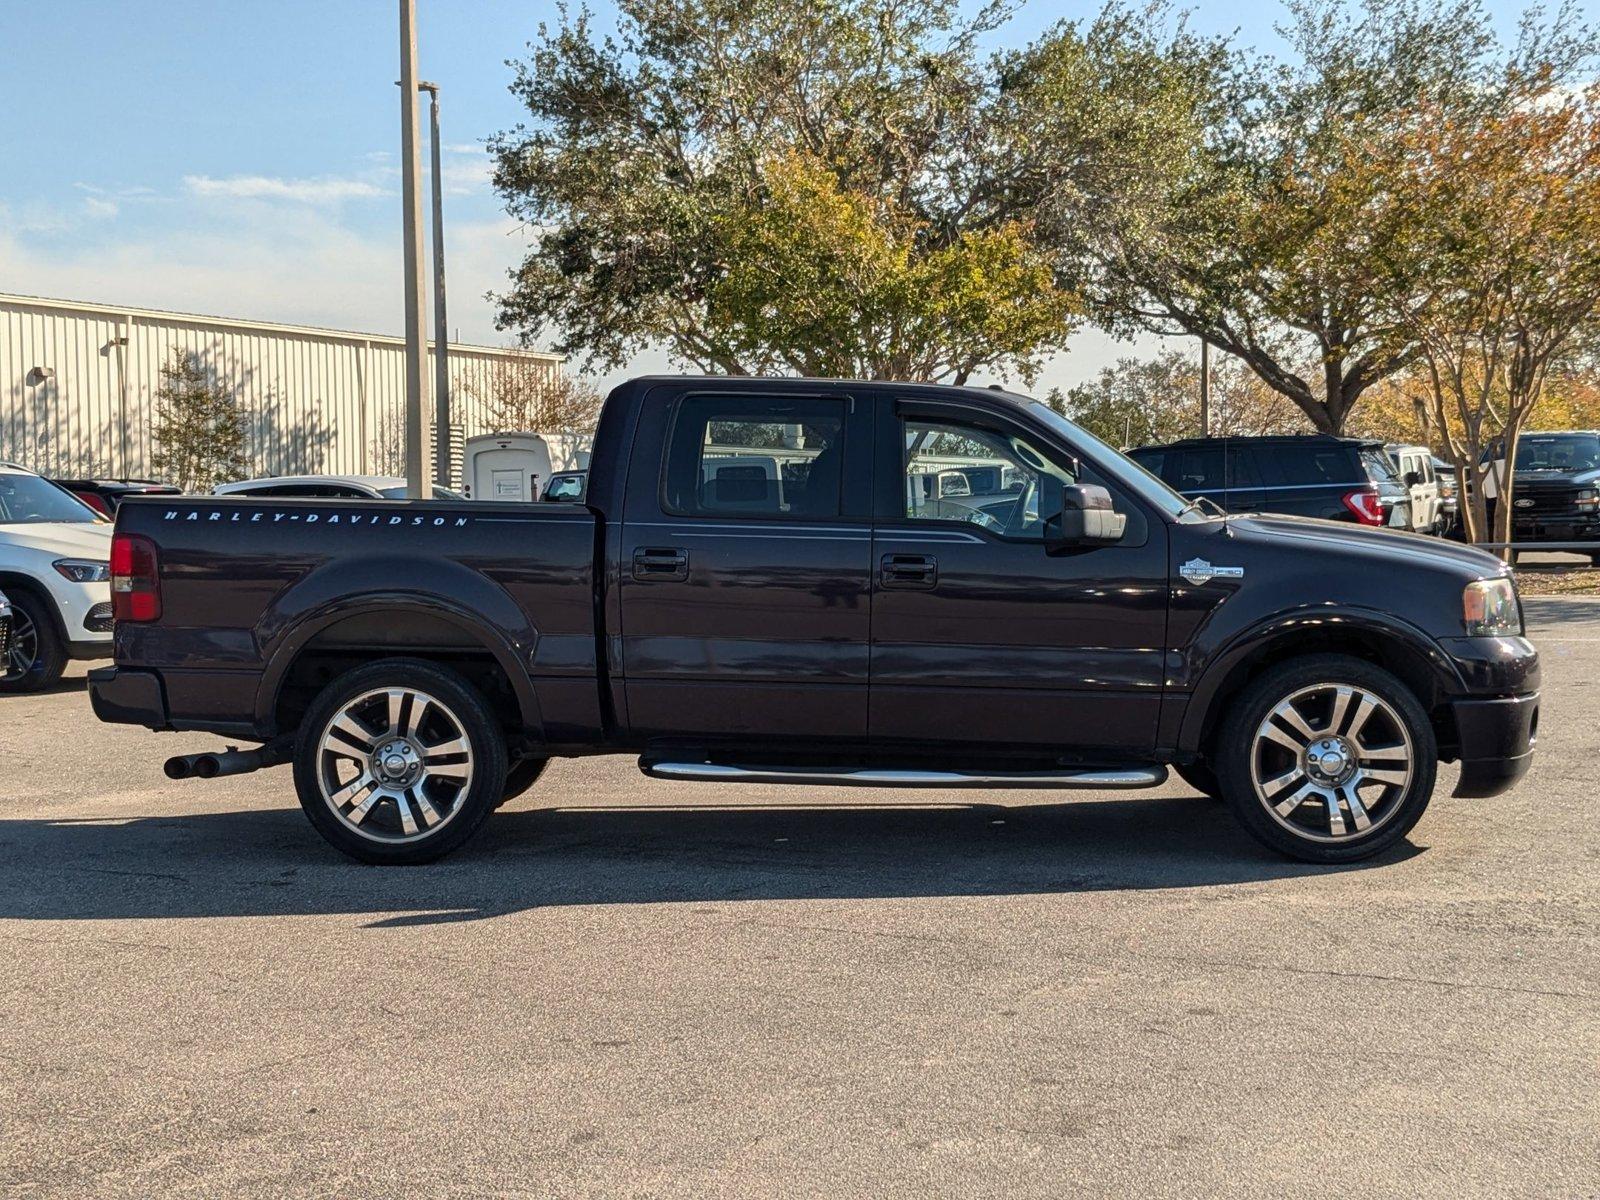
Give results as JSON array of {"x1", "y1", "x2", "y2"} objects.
[
  {"x1": 664, "y1": 395, "x2": 846, "y2": 518},
  {"x1": 1225, "y1": 444, "x2": 1262, "y2": 489},
  {"x1": 1273, "y1": 446, "x2": 1361, "y2": 485},
  {"x1": 1167, "y1": 447, "x2": 1224, "y2": 491}
]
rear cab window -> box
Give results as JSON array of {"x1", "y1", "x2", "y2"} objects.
[{"x1": 663, "y1": 394, "x2": 847, "y2": 519}]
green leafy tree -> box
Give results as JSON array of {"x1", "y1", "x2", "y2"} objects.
[
  {"x1": 149, "y1": 351, "x2": 249, "y2": 491},
  {"x1": 489, "y1": 0, "x2": 1079, "y2": 384},
  {"x1": 1007, "y1": 0, "x2": 1588, "y2": 434},
  {"x1": 1051, "y1": 348, "x2": 1308, "y2": 447}
]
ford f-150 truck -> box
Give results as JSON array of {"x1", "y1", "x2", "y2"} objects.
[{"x1": 90, "y1": 376, "x2": 1540, "y2": 865}]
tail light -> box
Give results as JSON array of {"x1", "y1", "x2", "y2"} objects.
[
  {"x1": 1342, "y1": 489, "x2": 1385, "y2": 526},
  {"x1": 76, "y1": 491, "x2": 110, "y2": 517},
  {"x1": 110, "y1": 534, "x2": 162, "y2": 623}
]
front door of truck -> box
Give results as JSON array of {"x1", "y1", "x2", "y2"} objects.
[
  {"x1": 867, "y1": 396, "x2": 1169, "y2": 755},
  {"x1": 617, "y1": 384, "x2": 875, "y2": 745}
]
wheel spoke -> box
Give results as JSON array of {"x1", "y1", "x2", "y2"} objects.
[
  {"x1": 424, "y1": 735, "x2": 470, "y2": 760},
  {"x1": 1356, "y1": 741, "x2": 1408, "y2": 762},
  {"x1": 1261, "y1": 722, "x2": 1308, "y2": 754},
  {"x1": 329, "y1": 774, "x2": 375, "y2": 808},
  {"x1": 1273, "y1": 780, "x2": 1319, "y2": 817},
  {"x1": 1261, "y1": 767, "x2": 1306, "y2": 798},
  {"x1": 1324, "y1": 686, "x2": 1354, "y2": 736},
  {"x1": 1323, "y1": 790, "x2": 1347, "y2": 837},
  {"x1": 1340, "y1": 784, "x2": 1373, "y2": 832},
  {"x1": 347, "y1": 787, "x2": 384, "y2": 824},
  {"x1": 412, "y1": 789, "x2": 443, "y2": 827},
  {"x1": 402, "y1": 696, "x2": 431, "y2": 740},
  {"x1": 386, "y1": 689, "x2": 407, "y2": 737},
  {"x1": 395, "y1": 790, "x2": 419, "y2": 836},
  {"x1": 1272, "y1": 700, "x2": 1318, "y2": 743},
  {"x1": 329, "y1": 713, "x2": 377, "y2": 752},
  {"x1": 1346, "y1": 694, "x2": 1379, "y2": 742},
  {"x1": 1363, "y1": 766, "x2": 1410, "y2": 787},
  {"x1": 425, "y1": 760, "x2": 471, "y2": 782}
]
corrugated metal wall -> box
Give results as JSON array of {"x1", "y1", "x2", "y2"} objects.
[{"x1": 0, "y1": 293, "x2": 562, "y2": 484}]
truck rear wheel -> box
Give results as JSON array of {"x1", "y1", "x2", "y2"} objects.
[
  {"x1": 292, "y1": 658, "x2": 507, "y2": 865},
  {"x1": 1215, "y1": 654, "x2": 1437, "y2": 863}
]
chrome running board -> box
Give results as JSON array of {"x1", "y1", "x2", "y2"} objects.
[{"x1": 639, "y1": 761, "x2": 1167, "y2": 790}]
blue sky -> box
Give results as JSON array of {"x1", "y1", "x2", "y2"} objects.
[{"x1": 0, "y1": 1, "x2": 1582, "y2": 394}]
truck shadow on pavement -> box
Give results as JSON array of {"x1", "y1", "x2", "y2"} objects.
[{"x1": 0, "y1": 794, "x2": 1417, "y2": 925}]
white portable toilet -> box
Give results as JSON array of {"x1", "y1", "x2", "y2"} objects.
[{"x1": 463, "y1": 432, "x2": 552, "y2": 502}]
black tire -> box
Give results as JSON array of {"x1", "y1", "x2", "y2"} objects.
[
  {"x1": 292, "y1": 657, "x2": 508, "y2": 865},
  {"x1": 0, "y1": 590, "x2": 66, "y2": 694},
  {"x1": 1215, "y1": 654, "x2": 1437, "y2": 864},
  {"x1": 497, "y1": 756, "x2": 549, "y2": 808},
  {"x1": 1174, "y1": 760, "x2": 1223, "y2": 800}
]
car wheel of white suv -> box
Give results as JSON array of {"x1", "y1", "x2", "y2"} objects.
[{"x1": 0, "y1": 590, "x2": 66, "y2": 693}]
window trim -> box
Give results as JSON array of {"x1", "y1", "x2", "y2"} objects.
[{"x1": 657, "y1": 390, "x2": 863, "y2": 523}]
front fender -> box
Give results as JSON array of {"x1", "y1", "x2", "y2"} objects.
[{"x1": 1175, "y1": 605, "x2": 1467, "y2": 753}]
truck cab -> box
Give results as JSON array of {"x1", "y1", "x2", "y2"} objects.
[{"x1": 91, "y1": 377, "x2": 1540, "y2": 867}]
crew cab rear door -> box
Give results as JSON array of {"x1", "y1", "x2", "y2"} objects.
[
  {"x1": 866, "y1": 395, "x2": 1169, "y2": 755},
  {"x1": 616, "y1": 383, "x2": 875, "y2": 743}
]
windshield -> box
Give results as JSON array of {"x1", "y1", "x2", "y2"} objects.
[
  {"x1": 0, "y1": 473, "x2": 104, "y2": 524},
  {"x1": 1515, "y1": 434, "x2": 1600, "y2": 472},
  {"x1": 1024, "y1": 402, "x2": 1201, "y2": 520}
]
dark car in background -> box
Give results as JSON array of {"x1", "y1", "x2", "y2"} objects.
[
  {"x1": 51, "y1": 478, "x2": 181, "y2": 517},
  {"x1": 1127, "y1": 435, "x2": 1414, "y2": 530},
  {"x1": 1496, "y1": 431, "x2": 1600, "y2": 562}
]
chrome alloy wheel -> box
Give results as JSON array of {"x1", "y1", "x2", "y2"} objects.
[
  {"x1": 3, "y1": 607, "x2": 37, "y2": 682},
  {"x1": 1250, "y1": 682, "x2": 1415, "y2": 843},
  {"x1": 315, "y1": 686, "x2": 475, "y2": 843}
]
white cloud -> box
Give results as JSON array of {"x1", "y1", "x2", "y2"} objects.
[
  {"x1": 0, "y1": 208, "x2": 538, "y2": 349},
  {"x1": 81, "y1": 196, "x2": 119, "y2": 220},
  {"x1": 183, "y1": 174, "x2": 387, "y2": 204}
]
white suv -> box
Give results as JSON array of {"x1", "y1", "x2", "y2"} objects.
[{"x1": 0, "y1": 464, "x2": 116, "y2": 692}]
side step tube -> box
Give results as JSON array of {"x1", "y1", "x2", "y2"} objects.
[{"x1": 639, "y1": 761, "x2": 1167, "y2": 790}]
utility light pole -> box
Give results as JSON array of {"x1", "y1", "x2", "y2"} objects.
[
  {"x1": 397, "y1": 0, "x2": 431, "y2": 498},
  {"x1": 419, "y1": 81, "x2": 451, "y2": 490},
  {"x1": 1199, "y1": 338, "x2": 1211, "y2": 437}
]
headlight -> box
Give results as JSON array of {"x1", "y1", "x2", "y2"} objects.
[
  {"x1": 1576, "y1": 489, "x2": 1598, "y2": 510},
  {"x1": 1463, "y1": 578, "x2": 1521, "y2": 637},
  {"x1": 53, "y1": 558, "x2": 111, "y2": 583}
]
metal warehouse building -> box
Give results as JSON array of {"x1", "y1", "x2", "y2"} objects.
[{"x1": 0, "y1": 292, "x2": 563, "y2": 483}]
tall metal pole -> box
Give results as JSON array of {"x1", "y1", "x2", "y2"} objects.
[
  {"x1": 420, "y1": 81, "x2": 451, "y2": 490},
  {"x1": 397, "y1": 0, "x2": 431, "y2": 498},
  {"x1": 1199, "y1": 338, "x2": 1211, "y2": 437}
]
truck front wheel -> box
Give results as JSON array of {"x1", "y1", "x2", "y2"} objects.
[
  {"x1": 1215, "y1": 654, "x2": 1437, "y2": 863},
  {"x1": 292, "y1": 658, "x2": 508, "y2": 865}
]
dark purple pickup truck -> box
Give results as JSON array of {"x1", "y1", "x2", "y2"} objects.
[{"x1": 91, "y1": 376, "x2": 1539, "y2": 865}]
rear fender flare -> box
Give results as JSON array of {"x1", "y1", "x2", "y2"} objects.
[{"x1": 255, "y1": 584, "x2": 542, "y2": 737}]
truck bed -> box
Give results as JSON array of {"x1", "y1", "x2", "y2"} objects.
[{"x1": 107, "y1": 495, "x2": 603, "y2": 744}]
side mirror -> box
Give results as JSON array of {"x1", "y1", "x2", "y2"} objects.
[
  {"x1": 1403, "y1": 470, "x2": 1421, "y2": 487},
  {"x1": 1047, "y1": 483, "x2": 1126, "y2": 550}
]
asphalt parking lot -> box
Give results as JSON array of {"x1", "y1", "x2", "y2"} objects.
[{"x1": 2, "y1": 599, "x2": 1597, "y2": 1198}]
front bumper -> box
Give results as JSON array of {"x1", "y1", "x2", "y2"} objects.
[
  {"x1": 1510, "y1": 513, "x2": 1600, "y2": 543},
  {"x1": 1449, "y1": 692, "x2": 1539, "y2": 798}
]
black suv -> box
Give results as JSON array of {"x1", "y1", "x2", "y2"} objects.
[
  {"x1": 1495, "y1": 431, "x2": 1600, "y2": 560},
  {"x1": 1127, "y1": 435, "x2": 1414, "y2": 529}
]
